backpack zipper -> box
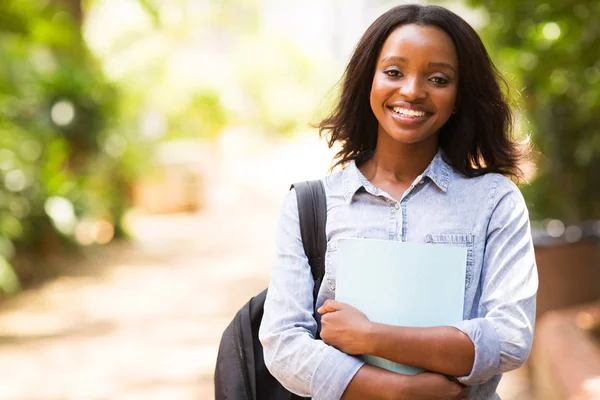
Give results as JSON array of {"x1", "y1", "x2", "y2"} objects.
[{"x1": 233, "y1": 314, "x2": 253, "y2": 400}]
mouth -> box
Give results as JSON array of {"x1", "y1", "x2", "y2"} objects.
[{"x1": 387, "y1": 106, "x2": 432, "y2": 124}]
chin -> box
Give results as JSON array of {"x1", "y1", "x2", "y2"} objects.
[{"x1": 387, "y1": 130, "x2": 437, "y2": 145}]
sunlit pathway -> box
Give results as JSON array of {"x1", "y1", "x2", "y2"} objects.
[{"x1": 0, "y1": 188, "x2": 280, "y2": 399}]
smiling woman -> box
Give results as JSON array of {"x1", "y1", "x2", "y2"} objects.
[{"x1": 259, "y1": 4, "x2": 537, "y2": 400}]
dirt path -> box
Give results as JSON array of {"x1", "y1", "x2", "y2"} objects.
[{"x1": 0, "y1": 188, "x2": 280, "y2": 400}]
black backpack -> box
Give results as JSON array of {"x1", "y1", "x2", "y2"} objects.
[{"x1": 214, "y1": 180, "x2": 327, "y2": 400}]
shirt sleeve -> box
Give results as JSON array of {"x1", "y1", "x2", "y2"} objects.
[
  {"x1": 452, "y1": 178, "x2": 538, "y2": 385},
  {"x1": 259, "y1": 189, "x2": 364, "y2": 399}
]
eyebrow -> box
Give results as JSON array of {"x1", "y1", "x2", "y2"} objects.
[{"x1": 380, "y1": 56, "x2": 457, "y2": 74}]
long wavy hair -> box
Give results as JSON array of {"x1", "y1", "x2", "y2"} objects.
[{"x1": 318, "y1": 4, "x2": 526, "y2": 178}]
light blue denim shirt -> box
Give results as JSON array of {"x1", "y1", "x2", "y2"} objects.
[{"x1": 259, "y1": 149, "x2": 538, "y2": 399}]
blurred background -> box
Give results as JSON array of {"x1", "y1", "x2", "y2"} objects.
[{"x1": 0, "y1": 0, "x2": 598, "y2": 399}]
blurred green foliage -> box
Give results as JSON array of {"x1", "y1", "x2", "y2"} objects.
[
  {"x1": 150, "y1": 0, "x2": 335, "y2": 138},
  {"x1": 466, "y1": 0, "x2": 600, "y2": 221},
  {"x1": 167, "y1": 92, "x2": 227, "y2": 141},
  {"x1": 0, "y1": 0, "x2": 138, "y2": 292}
]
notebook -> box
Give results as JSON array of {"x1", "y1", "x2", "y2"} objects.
[{"x1": 335, "y1": 237, "x2": 467, "y2": 375}]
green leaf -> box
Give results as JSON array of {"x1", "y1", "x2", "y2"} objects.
[{"x1": 0, "y1": 256, "x2": 20, "y2": 295}]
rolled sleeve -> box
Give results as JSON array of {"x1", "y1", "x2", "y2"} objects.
[
  {"x1": 312, "y1": 348, "x2": 364, "y2": 400},
  {"x1": 259, "y1": 189, "x2": 364, "y2": 399},
  {"x1": 454, "y1": 179, "x2": 538, "y2": 385},
  {"x1": 452, "y1": 318, "x2": 501, "y2": 385}
]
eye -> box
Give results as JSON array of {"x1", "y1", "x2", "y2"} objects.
[
  {"x1": 384, "y1": 69, "x2": 403, "y2": 78},
  {"x1": 430, "y1": 76, "x2": 450, "y2": 85}
]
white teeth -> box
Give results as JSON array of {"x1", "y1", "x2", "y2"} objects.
[{"x1": 392, "y1": 107, "x2": 426, "y2": 117}]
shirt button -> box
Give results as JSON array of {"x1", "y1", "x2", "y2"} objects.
[{"x1": 394, "y1": 203, "x2": 400, "y2": 210}]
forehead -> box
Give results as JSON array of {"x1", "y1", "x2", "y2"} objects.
[{"x1": 378, "y1": 24, "x2": 458, "y2": 65}]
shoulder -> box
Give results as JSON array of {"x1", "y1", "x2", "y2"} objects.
[
  {"x1": 450, "y1": 171, "x2": 525, "y2": 210},
  {"x1": 483, "y1": 173, "x2": 527, "y2": 211},
  {"x1": 285, "y1": 170, "x2": 341, "y2": 213},
  {"x1": 468, "y1": 173, "x2": 529, "y2": 224},
  {"x1": 323, "y1": 168, "x2": 344, "y2": 193}
]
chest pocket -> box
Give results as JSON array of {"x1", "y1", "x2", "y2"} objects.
[{"x1": 424, "y1": 233, "x2": 475, "y2": 289}]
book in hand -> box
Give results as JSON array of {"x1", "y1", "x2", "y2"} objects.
[{"x1": 335, "y1": 238, "x2": 467, "y2": 375}]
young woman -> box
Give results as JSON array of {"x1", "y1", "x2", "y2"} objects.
[{"x1": 259, "y1": 4, "x2": 538, "y2": 400}]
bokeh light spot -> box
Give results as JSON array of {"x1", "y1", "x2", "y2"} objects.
[
  {"x1": 44, "y1": 196, "x2": 77, "y2": 235},
  {"x1": 542, "y1": 22, "x2": 561, "y2": 41},
  {"x1": 546, "y1": 219, "x2": 565, "y2": 237},
  {"x1": 4, "y1": 170, "x2": 27, "y2": 192},
  {"x1": 51, "y1": 100, "x2": 76, "y2": 126},
  {"x1": 20, "y1": 140, "x2": 42, "y2": 162}
]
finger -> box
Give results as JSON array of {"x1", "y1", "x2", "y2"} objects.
[
  {"x1": 317, "y1": 299, "x2": 342, "y2": 314},
  {"x1": 445, "y1": 375, "x2": 461, "y2": 385}
]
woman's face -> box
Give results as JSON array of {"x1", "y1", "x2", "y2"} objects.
[{"x1": 369, "y1": 24, "x2": 459, "y2": 147}]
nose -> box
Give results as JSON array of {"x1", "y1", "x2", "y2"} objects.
[{"x1": 399, "y1": 76, "x2": 427, "y2": 100}]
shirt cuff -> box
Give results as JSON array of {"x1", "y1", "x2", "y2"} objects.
[
  {"x1": 311, "y1": 345, "x2": 364, "y2": 400},
  {"x1": 452, "y1": 318, "x2": 501, "y2": 385}
]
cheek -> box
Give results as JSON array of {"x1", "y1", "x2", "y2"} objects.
[
  {"x1": 371, "y1": 76, "x2": 395, "y2": 95},
  {"x1": 370, "y1": 77, "x2": 394, "y2": 110},
  {"x1": 437, "y1": 91, "x2": 458, "y2": 116}
]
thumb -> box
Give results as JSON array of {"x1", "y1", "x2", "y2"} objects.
[{"x1": 317, "y1": 299, "x2": 343, "y2": 314}]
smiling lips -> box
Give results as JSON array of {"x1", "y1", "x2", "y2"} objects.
[
  {"x1": 392, "y1": 106, "x2": 427, "y2": 117},
  {"x1": 389, "y1": 106, "x2": 432, "y2": 123}
]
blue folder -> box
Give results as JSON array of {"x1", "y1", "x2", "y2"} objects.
[{"x1": 335, "y1": 238, "x2": 467, "y2": 375}]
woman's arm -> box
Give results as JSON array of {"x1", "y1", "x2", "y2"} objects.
[
  {"x1": 449, "y1": 181, "x2": 537, "y2": 385},
  {"x1": 341, "y1": 364, "x2": 408, "y2": 400},
  {"x1": 260, "y1": 190, "x2": 362, "y2": 399},
  {"x1": 341, "y1": 365, "x2": 467, "y2": 400},
  {"x1": 318, "y1": 300, "x2": 474, "y2": 376},
  {"x1": 369, "y1": 324, "x2": 474, "y2": 376}
]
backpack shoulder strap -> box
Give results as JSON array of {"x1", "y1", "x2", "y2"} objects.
[
  {"x1": 290, "y1": 180, "x2": 327, "y2": 305},
  {"x1": 289, "y1": 180, "x2": 327, "y2": 400}
]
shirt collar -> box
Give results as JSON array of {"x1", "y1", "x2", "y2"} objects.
[
  {"x1": 422, "y1": 148, "x2": 452, "y2": 192},
  {"x1": 341, "y1": 148, "x2": 452, "y2": 204}
]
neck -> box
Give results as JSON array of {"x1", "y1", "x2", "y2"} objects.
[{"x1": 360, "y1": 134, "x2": 439, "y2": 185}]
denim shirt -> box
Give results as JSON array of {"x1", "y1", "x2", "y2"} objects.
[{"x1": 259, "y1": 150, "x2": 538, "y2": 400}]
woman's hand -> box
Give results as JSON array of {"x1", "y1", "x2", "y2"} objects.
[
  {"x1": 400, "y1": 372, "x2": 468, "y2": 400},
  {"x1": 317, "y1": 299, "x2": 372, "y2": 355}
]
